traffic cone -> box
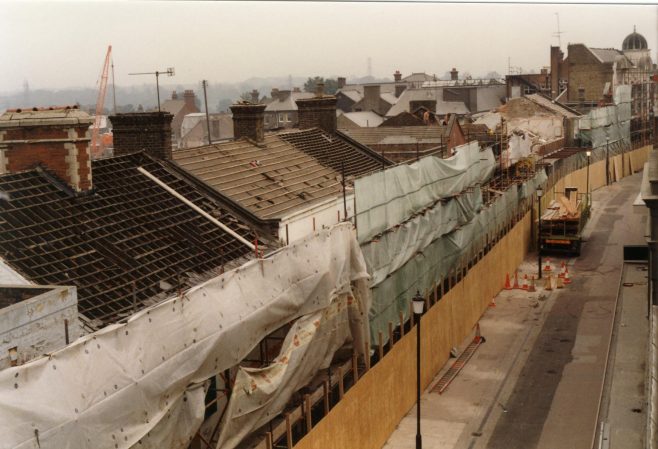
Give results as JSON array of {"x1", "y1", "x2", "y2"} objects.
[
  {"x1": 522, "y1": 274, "x2": 529, "y2": 290},
  {"x1": 545, "y1": 273, "x2": 553, "y2": 291},
  {"x1": 558, "y1": 261, "x2": 566, "y2": 278},
  {"x1": 557, "y1": 276, "x2": 564, "y2": 289},
  {"x1": 528, "y1": 275, "x2": 536, "y2": 292},
  {"x1": 504, "y1": 273, "x2": 512, "y2": 290},
  {"x1": 489, "y1": 297, "x2": 497, "y2": 308},
  {"x1": 513, "y1": 271, "x2": 520, "y2": 289},
  {"x1": 564, "y1": 267, "x2": 572, "y2": 284},
  {"x1": 543, "y1": 258, "x2": 552, "y2": 272}
]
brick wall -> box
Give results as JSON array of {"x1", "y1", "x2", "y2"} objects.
[
  {"x1": 230, "y1": 104, "x2": 266, "y2": 141},
  {"x1": 296, "y1": 97, "x2": 337, "y2": 134},
  {"x1": 0, "y1": 123, "x2": 92, "y2": 192},
  {"x1": 110, "y1": 112, "x2": 174, "y2": 159},
  {"x1": 566, "y1": 44, "x2": 613, "y2": 103}
]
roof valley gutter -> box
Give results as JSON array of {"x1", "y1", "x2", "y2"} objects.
[{"x1": 136, "y1": 166, "x2": 256, "y2": 250}]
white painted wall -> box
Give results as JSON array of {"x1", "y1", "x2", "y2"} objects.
[
  {"x1": 277, "y1": 193, "x2": 355, "y2": 245},
  {"x1": 0, "y1": 285, "x2": 79, "y2": 369}
]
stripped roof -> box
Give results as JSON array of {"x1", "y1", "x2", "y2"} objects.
[
  {"x1": 279, "y1": 128, "x2": 388, "y2": 176},
  {"x1": 385, "y1": 88, "x2": 470, "y2": 117},
  {"x1": 173, "y1": 134, "x2": 344, "y2": 220},
  {"x1": 0, "y1": 152, "x2": 259, "y2": 327}
]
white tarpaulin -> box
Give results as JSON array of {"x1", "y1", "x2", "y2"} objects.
[
  {"x1": 355, "y1": 141, "x2": 491, "y2": 243},
  {"x1": 0, "y1": 223, "x2": 371, "y2": 449}
]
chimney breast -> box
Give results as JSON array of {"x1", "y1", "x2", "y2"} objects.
[
  {"x1": 229, "y1": 103, "x2": 266, "y2": 142},
  {"x1": 450, "y1": 68, "x2": 459, "y2": 81},
  {"x1": 0, "y1": 107, "x2": 94, "y2": 192},
  {"x1": 394, "y1": 70, "x2": 402, "y2": 82},
  {"x1": 109, "y1": 112, "x2": 174, "y2": 160},
  {"x1": 296, "y1": 95, "x2": 337, "y2": 135},
  {"x1": 183, "y1": 90, "x2": 197, "y2": 110}
]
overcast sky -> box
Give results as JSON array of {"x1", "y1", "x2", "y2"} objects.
[{"x1": 1, "y1": 1, "x2": 657, "y2": 92}]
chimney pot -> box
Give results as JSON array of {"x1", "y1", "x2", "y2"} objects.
[
  {"x1": 250, "y1": 89, "x2": 260, "y2": 104},
  {"x1": 393, "y1": 70, "x2": 402, "y2": 82},
  {"x1": 450, "y1": 68, "x2": 459, "y2": 81}
]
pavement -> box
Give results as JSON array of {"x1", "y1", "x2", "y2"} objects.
[{"x1": 381, "y1": 172, "x2": 649, "y2": 449}]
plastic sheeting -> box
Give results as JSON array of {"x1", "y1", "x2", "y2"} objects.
[
  {"x1": 366, "y1": 169, "x2": 546, "y2": 342},
  {"x1": 0, "y1": 223, "x2": 371, "y2": 449},
  {"x1": 502, "y1": 132, "x2": 533, "y2": 168},
  {"x1": 579, "y1": 85, "x2": 631, "y2": 150},
  {"x1": 355, "y1": 142, "x2": 494, "y2": 243}
]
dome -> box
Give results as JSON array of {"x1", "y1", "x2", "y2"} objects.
[{"x1": 622, "y1": 27, "x2": 648, "y2": 51}]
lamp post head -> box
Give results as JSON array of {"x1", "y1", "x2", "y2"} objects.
[
  {"x1": 412, "y1": 290, "x2": 424, "y2": 315},
  {"x1": 537, "y1": 187, "x2": 543, "y2": 198},
  {"x1": 586, "y1": 150, "x2": 591, "y2": 157}
]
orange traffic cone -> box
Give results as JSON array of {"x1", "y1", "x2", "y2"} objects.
[
  {"x1": 558, "y1": 261, "x2": 566, "y2": 278},
  {"x1": 557, "y1": 276, "x2": 564, "y2": 289},
  {"x1": 545, "y1": 273, "x2": 553, "y2": 291},
  {"x1": 504, "y1": 273, "x2": 512, "y2": 290},
  {"x1": 522, "y1": 274, "x2": 529, "y2": 290},
  {"x1": 513, "y1": 271, "x2": 520, "y2": 289},
  {"x1": 564, "y1": 267, "x2": 572, "y2": 284},
  {"x1": 528, "y1": 275, "x2": 536, "y2": 292},
  {"x1": 489, "y1": 297, "x2": 497, "y2": 308},
  {"x1": 543, "y1": 258, "x2": 552, "y2": 272}
]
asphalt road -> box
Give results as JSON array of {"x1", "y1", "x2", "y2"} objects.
[{"x1": 486, "y1": 172, "x2": 646, "y2": 449}]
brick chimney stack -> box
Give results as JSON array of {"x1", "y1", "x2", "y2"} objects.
[
  {"x1": 393, "y1": 70, "x2": 402, "y2": 82},
  {"x1": 110, "y1": 112, "x2": 174, "y2": 160},
  {"x1": 0, "y1": 106, "x2": 93, "y2": 192},
  {"x1": 450, "y1": 68, "x2": 459, "y2": 81},
  {"x1": 296, "y1": 84, "x2": 337, "y2": 134},
  {"x1": 337, "y1": 77, "x2": 346, "y2": 89},
  {"x1": 183, "y1": 90, "x2": 196, "y2": 110},
  {"x1": 230, "y1": 103, "x2": 266, "y2": 142}
]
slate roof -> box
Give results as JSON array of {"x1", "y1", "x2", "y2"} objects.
[
  {"x1": 526, "y1": 94, "x2": 581, "y2": 118},
  {"x1": 340, "y1": 126, "x2": 447, "y2": 146},
  {"x1": 0, "y1": 152, "x2": 260, "y2": 327},
  {"x1": 385, "y1": 88, "x2": 470, "y2": 117},
  {"x1": 161, "y1": 99, "x2": 186, "y2": 116},
  {"x1": 265, "y1": 92, "x2": 315, "y2": 112},
  {"x1": 338, "y1": 111, "x2": 385, "y2": 128},
  {"x1": 588, "y1": 47, "x2": 627, "y2": 64}
]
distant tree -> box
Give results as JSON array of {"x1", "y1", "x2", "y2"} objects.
[
  {"x1": 121, "y1": 104, "x2": 135, "y2": 113},
  {"x1": 217, "y1": 98, "x2": 232, "y2": 112},
  {"x1": 484, "y1": 71, "x2": 502, "y2": 79},
  {"x1": 239, "y1": 91, "x2": 252, "y2": 102},
  {"x1": 303, "y1": 77, "x2": 339, "y2": 95}
]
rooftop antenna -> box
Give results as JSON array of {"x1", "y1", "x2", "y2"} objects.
[
  {"x1": 128, "y1": 67, "x2": 175, "y2": 112},
  {"x1": 553, "y1": 12, "x2": 564, "y2": 49}
]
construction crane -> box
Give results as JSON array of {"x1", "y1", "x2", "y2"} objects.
[{"x1": 91, "y1": 45, "x2": 112, "y2": 158}]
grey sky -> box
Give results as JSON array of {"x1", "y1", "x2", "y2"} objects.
[{"x1": 1, "y1": 1, "x2": 657, "y2": 92}]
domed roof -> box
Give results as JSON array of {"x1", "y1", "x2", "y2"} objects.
[{"x1": 622, "y1": 27, "x2": 648, "y2": 51}]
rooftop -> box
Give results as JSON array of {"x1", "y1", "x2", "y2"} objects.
[{"x1": 0, "y1": 152, "x2": 259, "y2": 327}]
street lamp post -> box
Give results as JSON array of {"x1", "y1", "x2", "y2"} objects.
[
  {"x1": 586, "y1": 150, "x2": 591, "y2": 207},
  {"x1": 606, "y1": 137, "x2": 610, "y2": 186},
  {"x1": 412, "y1": 291, "x2": 425, "y2": 449},
  {"x1": 537, "y1": 187, "x2": 544, "y2": 280}
]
